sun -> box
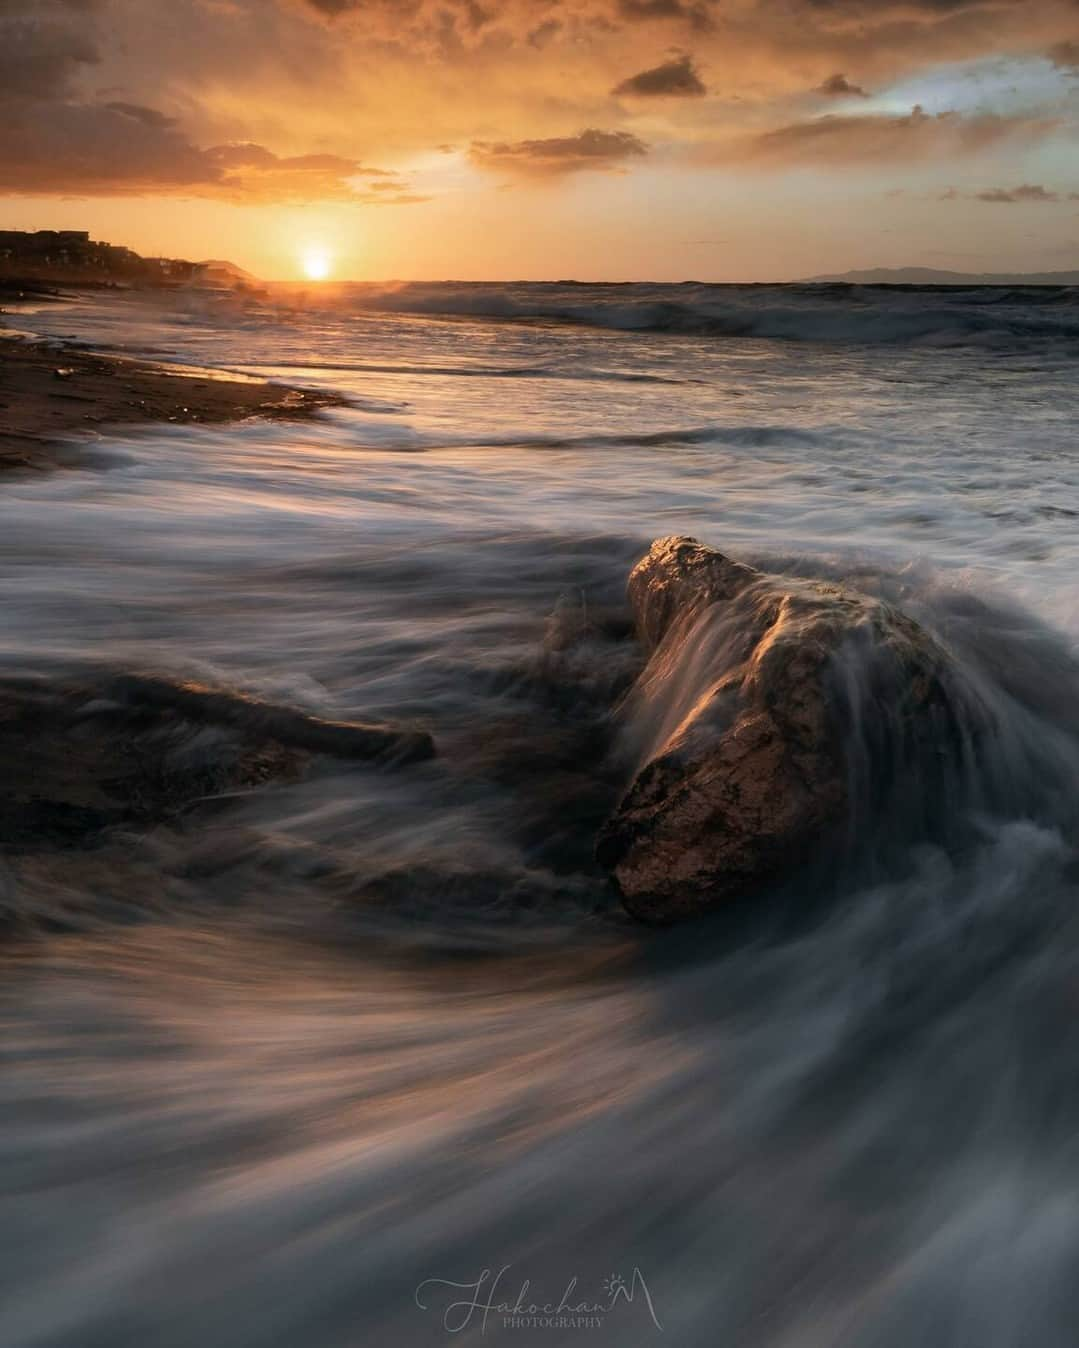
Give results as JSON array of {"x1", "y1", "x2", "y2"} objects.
[{"x1": 300, "y1": 246, "x2": 332, "y2": 281}]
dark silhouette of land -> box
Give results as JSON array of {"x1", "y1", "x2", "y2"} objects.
[
  {"x1": 804, "y1": 266, "x2": 1079, "y2": 286},
  {"x1": 0, "y1": 230, "x2": 252, "y2": 289}
]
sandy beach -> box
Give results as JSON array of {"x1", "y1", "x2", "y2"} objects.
[{"x1": 0, "y1": 329, "x2": 346, "y2": 472}]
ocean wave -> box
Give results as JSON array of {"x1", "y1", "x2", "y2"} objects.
[
  {"x1": 7, "y1": 563, "x2": 1079, "y2": 1347},
  {"x1": 240, "y1": 357, "x2": 696, "y2": 385},
  {"x1": 341, "y1": 281, "x2": 1079, "y2": 348},
  {"x1": 348, "y1": 424, "x2": 831, "y2": 455}
]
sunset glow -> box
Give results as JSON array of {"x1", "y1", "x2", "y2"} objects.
[
  {"x1": 1, "y1": 0, "x2": 1077, "y2": 281},
  {"x1": 300, "y1": 246, "x2": 333, "y2": 282}
]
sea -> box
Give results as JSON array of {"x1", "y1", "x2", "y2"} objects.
[{"x1": 4, "y1": 280, "x2": 1079, "y2": 1346}]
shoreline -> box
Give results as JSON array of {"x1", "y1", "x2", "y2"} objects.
[{"x1": 0, "y1": 329, "x2": 348, "y2": 473}]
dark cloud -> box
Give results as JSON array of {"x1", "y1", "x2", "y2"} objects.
[
  {"x1": 618, "y1": 0, "x2": 684, "y2": 15},
  {"x1": 528, "y1": 18, "x2": 561, "y2": 47},
  {"x1": 0, "y1": 100, "x2": 220, "y2": 194},
  {"x1": 299, "y1": 0, "x2": 492, "y2": 28},
  {"x1": 975, "y1": 183, "x2": 1060, "y2": 202},
  {"x1": 938, "y1": 182, "x2": 1076, "y2": 203},
  {"x1": 710, "y1": 105, "x2": 1059, "y2": 166},
  {"x1": 0, "y1": 0, "x2": 102, "y2": 10},
  {"x1": 464, "y1": 0, "x2": 494, "y2": 29},
  {"x1": 103, "y1": 101, "x2": 176, "y2": 129},
  {"x1": 0, "y1": 100, "x2": 417, "y2": 202},
  {"x1": 0, "y1": 0, "x2": 422, "y2": 202},
  {"x1": 470, "y1": 127, "x2": 648, "y2": 175},
  {"x1": 816, "y1": 72, "x2": 869, "y2": 97},
  {"x1": 617, "y1": 0, "x2": 715, "y2": 28},
  {"x1": 300, "y1": 0, "x2": 358, "y2": 14},
  {"x1": 801, "y1": 0, "x2": 992, "y2": 15},
  {"x1": 0, "y1": 11, "x2": 99, "y2": 98},
  {"x1": 613, "y1": 53, "x2": 705, "y2": 96}
]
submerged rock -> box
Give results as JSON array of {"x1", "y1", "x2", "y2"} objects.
[
  {"x1": 102, "y1": 674, "x2": 435, "y2": 766},
  {"x1": 597, "y1": 537, "x2": 959, "y2": 923},
  {"x1": 0, "y1": 672, "x2": 434, "y2": 854}
]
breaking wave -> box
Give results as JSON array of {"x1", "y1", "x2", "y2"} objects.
[{"x1": 343, "y1": 281, "x2": 1079, "y2": 348}]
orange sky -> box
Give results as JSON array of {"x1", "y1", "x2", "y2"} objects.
[{"x1": 2, "y1": 0, "x2": 1078, "y2": 280}]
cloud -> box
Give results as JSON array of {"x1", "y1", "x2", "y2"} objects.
[
  {"x1": 786, "y1": 0, "x2": 999, "y2": 19},
  {"x1": 3, "y1": 0, "x2": 1079, "y2": 211},
  {"x1": 974, "y1": 183, "x2": 1060, "y2": 202},
  {"x1": 0, "y1": 100, "x2": 220, "y2": 195},
  {"x1": 618, "y1": 0, "x2": 688, "y2": 16},
  {"x1": 1049, "y1": 40, "x2": 1079, "y2": 68},
  {"x1": 300, "y1": 0, "x2": 358, "y2": 14},
  {"x1": 300, "y1": 0, "x2": 722, "y2": 40},
  {"x1": 298, "y1": 0, "x2": 511, "y2": 41},
  {"x1": 528, "y1": 18, "x2": 561, "y2": 47},
  {"x1": 102, "y1": 101, "x2": 175, "y2": 129},
  {"x1": 470, "y1": 127, "x2": 648, "y2": 176},
  {"x1": 207, "y1": 144, "x2": 414, "y2": 201},
  {"x1": 0, "y1": 9, "x2": 99, "y2": 98},
  {"x1": 613, "y1": 53, "x2": 706, "y2": 96},
  {"x1": 815, "y1": 72, "x2": 869, "y2": 97},
  {"x1": 938, "y1": 182, "x2": 1079, "y2": 203},
  {"x1": 616, "y1": 0, "x2": 715, "y2": 29},
  {"x1": 0, "y1": 100, "x2": 420, "y2": 202},
  {"x1": 710, "y1": 105, "x2": 1059, "y2": 167},
  {"x1": 0, "y1": 0, "x2": 428, "y2": 202}
]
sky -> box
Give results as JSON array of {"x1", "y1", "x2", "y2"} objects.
[{"x1": 1, "y1": 0, "x2": 1078, "y2": 281}]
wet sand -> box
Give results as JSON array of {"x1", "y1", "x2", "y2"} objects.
[{"x1": 0, "y1": 332, "x2": 346, "y2": 472}]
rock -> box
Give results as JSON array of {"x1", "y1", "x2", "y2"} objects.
[
  {"x1": 0, "y1": 672, "x2": 434, "y2": 854},
  {"x1": 102, "y1": 674, "x2": 435, "y2": 766},
  {"x1": 597, "y1": 537, "x2": 959, "y2": 923}
]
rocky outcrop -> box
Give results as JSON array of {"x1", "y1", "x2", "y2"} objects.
[
  {"x1": 101, "y1": 674, "x2": 435, "y2": 766},
  {"x1": 0, "y1": 672, "x2": 434, "y2": 853},
  {"x1": 597, "y1": 537, "x2": 959, "y2": 923}
]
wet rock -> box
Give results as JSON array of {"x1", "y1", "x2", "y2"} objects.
[
  {"x1": 102, "y1": 674, "x2": 435, "y2": 766},
  {"x1": 0, "y1": 672, "x2": 434, "y2": 854},
  {"x1": 597, "y1": 537, "x2": 958, "y2": 923}
]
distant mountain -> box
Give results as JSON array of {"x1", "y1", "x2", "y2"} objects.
[{"x1": 802, "y1": 266, "x2": 1079, "y2": 286}]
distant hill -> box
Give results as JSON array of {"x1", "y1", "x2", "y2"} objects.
[
  {"x1": 802, "y1": 266, "x2": 1079, "y2": 286},
  {"x1": 197, "y1": 259, "x2": 257, "y2": 285}
]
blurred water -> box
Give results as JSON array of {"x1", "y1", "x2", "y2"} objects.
[{"x1": 4, "y1": 286, "x2": 1079, "y2": 1345}]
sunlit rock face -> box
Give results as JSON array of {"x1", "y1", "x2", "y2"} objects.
[{"x1": 598, "y1": 537, "x2": 960, "y2": 923}]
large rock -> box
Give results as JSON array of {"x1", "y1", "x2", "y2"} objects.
[
  {"x1": 597, "y1": 537, "x2": 959, "y2": 923},
  {"x1": 0, "y1": 671, "x2": 434, "y2": 854}
]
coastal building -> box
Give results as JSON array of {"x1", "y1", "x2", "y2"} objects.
[{"x1": 0, "y1": 230, "x2": 198, "y2": 286}]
